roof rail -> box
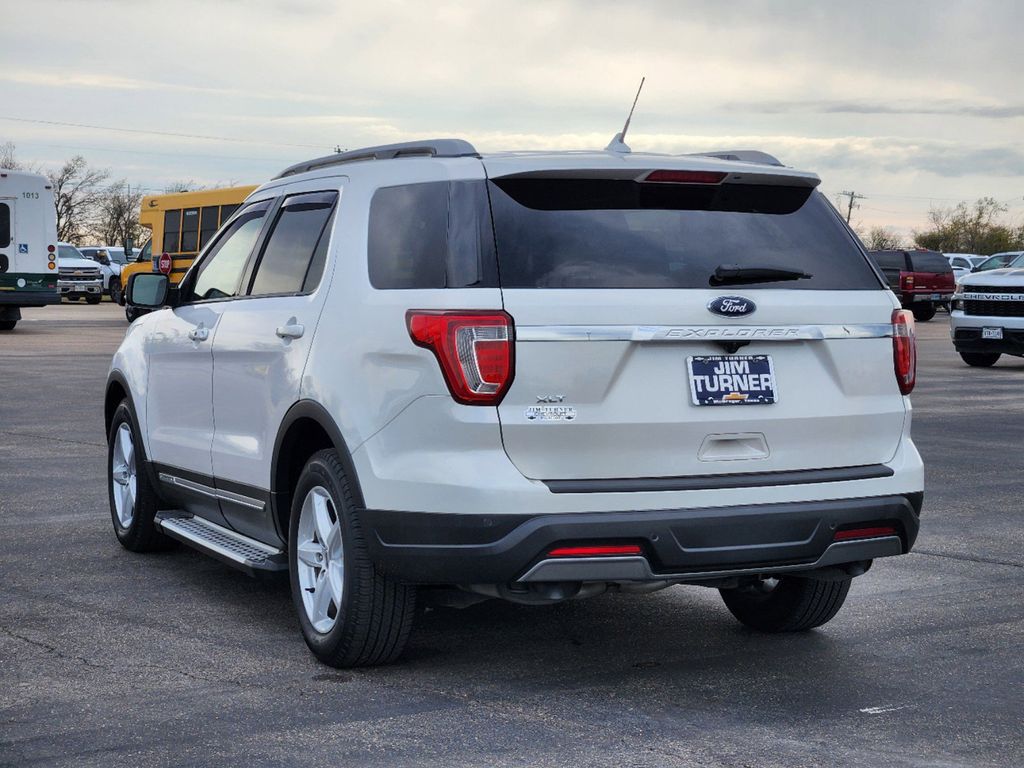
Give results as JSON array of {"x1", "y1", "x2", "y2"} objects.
[
  {"x1": 692, "y1": 150, "x2": 783, "y2": 167},
  {"x1": 274, "y1": 138, "x2": 479, "y2": 179}
]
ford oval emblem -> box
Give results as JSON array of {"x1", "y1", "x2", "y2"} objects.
[{"x1": 707, "y1": 296, "x2": 756, "y2": 317}]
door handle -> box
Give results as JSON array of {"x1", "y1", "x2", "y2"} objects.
[
  {"x1": 275, "y1": 323, "x2": 305, "y2": 340},
  {"x1": 187, "y1": 326, "x2": 209, "y2": 342}
]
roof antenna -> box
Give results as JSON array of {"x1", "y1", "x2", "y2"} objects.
[{"x1": 605, "y1": 77, "x2": 645, "y2": 153}]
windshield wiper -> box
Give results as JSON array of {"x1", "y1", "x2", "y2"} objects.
[{"x1": 709, "y1": 263, "x2": 813, "y2": 286}]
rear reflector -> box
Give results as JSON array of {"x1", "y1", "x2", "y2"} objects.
[
  {"x1": 407, "y1": 310, "x2": 514, "y2": 405},
  {"x1": 547, "y1": 544, "x2": 643, "y2": 557},
  {"x1": 643, "y1": 169, "x2": 727, "y2": 184},
  {"x1": 833, "y1": 525, "x2": 898, "y2": 542},
  {"x1": 892, "y1": 309, "x2": 917, "y2": 395}
]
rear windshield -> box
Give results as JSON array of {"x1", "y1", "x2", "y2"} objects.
[
  {"x1": 908, "y1": 251, "x2": 952, "y2": 273},
  {"x1": 487, "y1": 180, "x2": 881, "y2": 289}
]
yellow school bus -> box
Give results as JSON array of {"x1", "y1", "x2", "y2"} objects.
[{"x1": 121, "y1": 185, "x2": 257, "y2": 290}]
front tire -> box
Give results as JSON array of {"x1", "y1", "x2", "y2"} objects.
[
  {"x1": 86, "y1": 295, "x2": 102, "y2": 305},
  {"x1": 107, "y1": 401, "x2": 167, "y2": 552},
  {"x1": 912, "y1": 303, "x2": 936, "y2": 322},
  {"x1": 0, "y1": 319, "x2": 15, "y2": 331},
  {"x1": 720, "y1": 575, "x2": 851, "y2": 632},
  {"x1": 289, "y1": 449, "x2": 417, "y2": 668},
  {"x1": 125, "y1": 306, "x2": 141, "y2": 323},
  {"x1": 959, "y1": 351, "x2": 1001, "y2": 367}
]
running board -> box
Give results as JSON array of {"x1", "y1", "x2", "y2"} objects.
[{"x1": 156, "y1": 512, "x2": 287, "y2": 576}]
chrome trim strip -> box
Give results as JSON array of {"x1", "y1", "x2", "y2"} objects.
[
  {"x1": 159, "y1": 515, "x2": 281, "y2": 558},
  {"x1": 515, "y1": 324, "x2": 894, "y2": 342},
  {"x1": 518, "y1": 537, "x2": 903, "y2": 583},
  {"x1": 158, "y1": 473, "x2": 266, "y2": 511}
]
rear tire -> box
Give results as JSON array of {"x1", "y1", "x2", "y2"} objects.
[
  {"x1": 912, "y1": 304, "x2": 936, "y2": 322},
  {"x1": 66, "y1": 296, "x2": 78, "y2": 302},
  {"x1": 289, "y1": 449, "x2": 417, "y2": 668},
  {"x1": 959, "y1": 351, "x2": 1001, "y2": 367},
  {"x1": 720, "y1": 575, "x2": 851, "y2": 632},
  {"x1": 107, "y1": 401, "x2": 168, "y2": 552},
  {"x1": 0, "y1": 319, "x2": 16, "y2": 331},
  {"x1": 108, "y1": 278, "x2": 123, "y2": 305},
  {"x1": 86, "y1": 295, "x2": 101, "y2": 305}
]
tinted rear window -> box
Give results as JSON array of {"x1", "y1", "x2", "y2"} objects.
[
  {"x1": 869, "y1": 250, "x2": 908, "y2": 270},
  {"x1": 368, "y1": 181, "x2": 498, "y2": 289},
  {"x1": 488, "y1": 180, "x2": 880, "y2": 289},
  {"x1": 908, "y1": 251, "x2": 952, "y2": 273}
]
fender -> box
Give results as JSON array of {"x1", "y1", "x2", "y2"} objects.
[
  {"x1": 270, "y1": 400, "x2": 365, "y2": 540},
  {"x1": 104, "y1": 369, "x2": 165, "y2": 503}
]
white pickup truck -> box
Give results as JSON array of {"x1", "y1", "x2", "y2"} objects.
[{"x1": 950, "y1": 253, "x2": 1024, "y2": 366}]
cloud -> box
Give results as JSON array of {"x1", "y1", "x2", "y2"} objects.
[{"x1": 727, "y1": 100, "x2": 1024, "y2": 119}]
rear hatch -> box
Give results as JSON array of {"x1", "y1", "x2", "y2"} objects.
[
  {"x1": 907, "y1": 250, "x2": 955, "y2": 294},
  {"x1": 483, "y1": 159, "x2": 905, "y2": 481}
]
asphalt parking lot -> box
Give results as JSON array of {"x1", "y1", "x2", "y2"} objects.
[{"x1": 2, "y1": 302, "x2": 1022, "y2": 768}]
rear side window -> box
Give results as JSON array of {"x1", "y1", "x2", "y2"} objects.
[
  {"x1": 0, "y1": 203, "x2": 10, "y2": 248},
  {"x1": 248, "y1": 191, "x2": 337, "y2": 296},
  {"x1": 368, "y1": 181, "x2": 498, "y2": 289},
  {"x1": 908, "y1": 251, "x2": 953, "y2": 273},
  {"x1": 489, "y1": 180, "x2": 880, "y2": 290},
  {"x1": 869, "y1": 250, "x2": 908, "y2": 271}
]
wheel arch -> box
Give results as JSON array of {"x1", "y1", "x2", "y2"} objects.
[
  {"x1": 104, "y1": 369, "x2": 164, "y2": 500},
  {"x1": 271, "y1": 400, "x2": 365, "y2": 542}
]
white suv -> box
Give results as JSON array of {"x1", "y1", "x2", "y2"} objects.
[{"x1": 108, "y1": 139, "x2": 924, "y2": 667}]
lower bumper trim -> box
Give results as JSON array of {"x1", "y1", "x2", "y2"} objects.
[{"x1": 360, "y1": 493, "x2": 922, "y2": 585}]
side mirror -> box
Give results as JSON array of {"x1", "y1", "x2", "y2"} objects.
[{"x1": 126, "y1": 273, "x2": 170, "y2": 308}]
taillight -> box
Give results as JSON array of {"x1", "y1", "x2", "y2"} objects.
[
  {"x1": 900, "y1": 272, "x2": 915, "y2": 291},
  {"x1": 407, "y1": 310, "x2": 514, "y2": 405},
  {"x1": 892, "y1": 309, "x2": 916, "y2": 395},
  {"x1": 642, "y1": 169, "x2": 727, "y2": 184}
]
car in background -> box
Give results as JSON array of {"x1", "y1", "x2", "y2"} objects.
[
  {"x1": 971, "y1": 251, "x2": 1024, "y2": 273},
  {"x1": 950, "y1": 252, "x2": 1024, "y2": 366},
  {"x1": 79, "y1": 246, "x2": 127, "y2": 303},
  {"x1": 57, "y1": 243, "x2": 103, "y2": 304},
  {"x1": 868, "y1": 248, "x2": 956, "y2": 321},
  {"x1": 945, "y1": 253, "x2": 986, "y2": 282}
]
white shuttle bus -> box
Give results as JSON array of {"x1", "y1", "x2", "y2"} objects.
[{"x1": 0, "y1": 169, "x2": 60, "y2": 330}]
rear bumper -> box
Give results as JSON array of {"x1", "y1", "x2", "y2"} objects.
[
  {"x1": 360, "y1": 492, "x2": 922, "y2": 585},
  {"x1": 903, "y1": 292, "x2": 953, "y2": 304}
]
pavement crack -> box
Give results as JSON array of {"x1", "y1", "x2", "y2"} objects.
[
  {"x1": 0, "y1": 429, "x2": 104, "y2": 449},
  {"x1": 911, "y1": 548, "x2": 1023, "y2": 569}
]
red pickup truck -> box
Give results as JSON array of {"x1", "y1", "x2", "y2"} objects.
[{"x1": 868, "y1": 249, "x2": 956, "y2": 321}]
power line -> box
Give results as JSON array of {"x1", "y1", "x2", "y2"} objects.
[{"x1": 0, "y1": 115, "x2": 332, "y2": 151}]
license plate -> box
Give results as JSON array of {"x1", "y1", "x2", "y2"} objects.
[
  {"x1": 688, "y1": 355, "x2": 777, "y2": 406},
  {"x1": 983, "y1": 327, "x2": 1003, "y2": 340},
  {"x1": 931, "y1": 293, "x2": 942, "y2": 301}
]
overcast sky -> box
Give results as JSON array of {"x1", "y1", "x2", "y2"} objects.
[{"x1": 4, "y1": 0, "x2": 1023, "y2": 237}]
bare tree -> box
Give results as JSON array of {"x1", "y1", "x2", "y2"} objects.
[
  {"x1": 914, "y1": 197, "x2": 1021, "y2": 253},
  {"x1": 163, "y1": 180, "x2": 203, "y2": 193},
  {"x1": 0, "y1": 141, "x2": 41, "y2": 173},
  {"x1": 49, "y1": 156, "x2": 110, "y2": 243},
  {"x1": 93, "y1": 181, "x2": 144, "y2": 249},
  {"x1": 865, "y1": 226, "x2": 904, "y2": 250}
]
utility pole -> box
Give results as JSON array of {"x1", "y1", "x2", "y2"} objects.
[{"x1": 838, "y1": 190, "x2": 866, "y2": 223}]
